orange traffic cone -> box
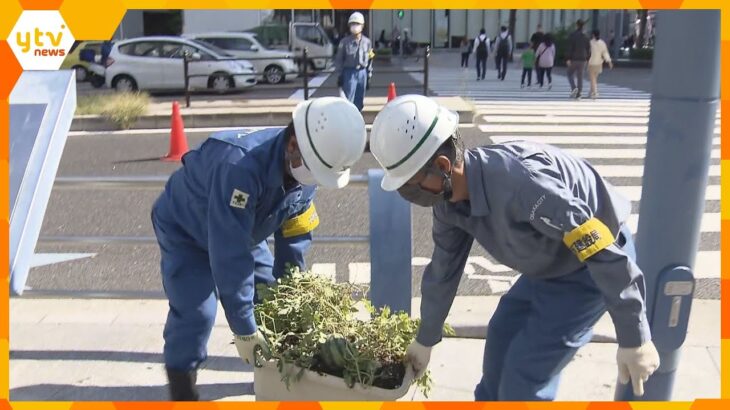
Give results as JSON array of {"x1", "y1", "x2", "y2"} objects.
[
  {"x1": 387, "y1": 82, "x2": 397, "y2": 101},
  {"x1": 162, "y1": 101, "x2": 189, "y2": 162}
]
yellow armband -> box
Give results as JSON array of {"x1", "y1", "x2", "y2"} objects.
[
  {"x1": 563, "y1": 217, "x2": 614, "y2": 262},
  {"x1": 281, "y1": 203, "x2": 319, "y2": 238}
]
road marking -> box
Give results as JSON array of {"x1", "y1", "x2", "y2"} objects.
[
  {"x1": 311, "y1": 263, "x2": 336, "y2": 282},
  {"x1": 591, "y1": 164, "x2": 721, "y2": 177},
  {"x1": 627, "y1": 213, "x2": 720, "y2": 233},
  {"x1": 480, "y1": 124, "x2": 721, "y2": 135},
  {"x1": 617, "y1": 185, "x2": 720, "y2": 201},
  {"x1": 564, "y1": 148, "x2": 721, "y2": 159},
  {"x1": 289, "y1": 72, "x2": 332, "y2": 100},
  {"x1": 30, "y1": 253, "x2": 97, "y2": 268},
  {"x1": 489, "y1": 135, "x2": 721, "y2": 146}
]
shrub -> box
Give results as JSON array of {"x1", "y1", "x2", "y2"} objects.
[
  {"x1": 77, "y1": 92, "x2": 150, "y2": 129},
  {"x1": 254, "y1": 268, "x2": 454, "y2": 397}
]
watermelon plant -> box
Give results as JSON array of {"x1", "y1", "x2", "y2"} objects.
[{"x1": 253, "y1": 268, "x2": 453, "y2": 397}]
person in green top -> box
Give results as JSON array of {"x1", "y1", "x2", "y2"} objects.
[{"x1": 521, "y1": 48, "x2": 536, "y2": 88}]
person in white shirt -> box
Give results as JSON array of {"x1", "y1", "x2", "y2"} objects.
[
  {"x1": 472, "y1": 29, "x2": 491, "y2": 80},
  {"x1": 588, "y1": 30, "x2": 614, "y2": 99}
]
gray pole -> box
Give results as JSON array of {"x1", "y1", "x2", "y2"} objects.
[
  {"x1": 613, "y1": 10, "x2": 623, "y2": 59},
  {"x1": 614, "y1": 9, "x2": 719, "y2": 401}
]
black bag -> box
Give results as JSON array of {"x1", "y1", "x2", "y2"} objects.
[
  {"x1": 476, "y1": 36, "x2": 488, "y2": 56},
  {"x1": 497, "y1": 34, "x2": 511, "y2": 56}
]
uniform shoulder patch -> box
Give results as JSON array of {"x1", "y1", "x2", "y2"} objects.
[{"x1": 230, "y1": 189, "x2": 249, "y2": 209}]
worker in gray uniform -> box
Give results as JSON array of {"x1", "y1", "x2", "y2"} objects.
[
  {"x1": 369, "y1": 95, "x2": 660, "y2": 401},
  {"x1": 335, "y1": 12, "x2": 374, "y2": 111}
]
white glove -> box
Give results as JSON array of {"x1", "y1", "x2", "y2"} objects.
[
  {"x1": 234, "y1": 331, "x2": 268, "y2": 367},
  {"x1": 616, "y1": 340, "x2": 660, "y2": 396},
  {"x1": 405, "y1": 341, "x2": 432, "y2": 379}
]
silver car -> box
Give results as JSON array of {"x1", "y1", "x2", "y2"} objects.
[
  {"x1": 105, "y1": 36, "x2": 257, "y2": 93},
  {"x1": 187, "y1": 32, "x2": 298, "y2": 84}
]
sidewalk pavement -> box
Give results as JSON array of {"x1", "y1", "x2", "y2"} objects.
[{"x1": 10, "y1": 297, "x2": 719, "y2": 401}]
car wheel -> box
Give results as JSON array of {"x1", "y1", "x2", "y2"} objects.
[
  {"x1": 113, "y1": 75, "x2": 138, "y2": 92},
  {"x1": 264, "y1": 65, "x2": 285, "y2": 84},
  {"x1": 89, "y1": 74, "x2": 105, "y2": 89},
  {"x1": 72, "y1": 65, "x2": 88, "y2": 82},
  {"x1": 209, "y1": 73, "x2": 234, "y2": 94}
]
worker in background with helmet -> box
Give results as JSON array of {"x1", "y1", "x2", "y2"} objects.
[
  {"x1": 152, "y1": 97, "x2": 367, "y2": 401},
  {"x1": 335, "y1": 12, "x2": 374, "y2": 111},
  {"x1": 368, "y1": 94, "x2": 660, "y2": 401}
]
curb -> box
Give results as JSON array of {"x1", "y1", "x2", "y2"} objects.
[{"x1": 71, "y1": 98, "x2": 476, "y2": 132}]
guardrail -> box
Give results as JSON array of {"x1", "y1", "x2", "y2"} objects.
[
  {"x1": 41, "y1": 171, "x2": 413, "y2": 313},
  {"x1": 181, "y1": 45, "x2": 431, "y2": 108}
]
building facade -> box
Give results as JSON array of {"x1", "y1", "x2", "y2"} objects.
[{"x1": 114, "y1": 9, "x2": 640, "y2": 50}]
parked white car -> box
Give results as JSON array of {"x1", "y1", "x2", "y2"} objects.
[
  {"x1": 186, "y1": 32, "x2": 298, "y2": 84},
  {"x1": 104, "y1": 36, "x2": 257, "y2": 93}
]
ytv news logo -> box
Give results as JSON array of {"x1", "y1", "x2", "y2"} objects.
[{"x1": 9, "y1": 11, "x2": 75, "y2": 70}]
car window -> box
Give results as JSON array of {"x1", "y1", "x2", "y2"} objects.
[
  {"x1": 296, "y1": 26, "x2": 325, "y2": 46},
  {"x1": 119, "y1": 42, "x2": 161, "y2": 57},
  {"x1": 188, "y1": 39, "x2": 232, "y2": 57},
  {"x1": 230, "y1": 38, "x2": 254, "y2": 51},
  {"x1": 196, "y1": 37, "x2": 221, "y2": 48},
  {"x1": 204, "y1": 37, "x2": 254, "y2": 51},
  {"x1": 117, "y1": 43, "x2": 134, "y2": 55},
  {"x1": 161, "y1": 42, "x2": 183, "y2": 58}
]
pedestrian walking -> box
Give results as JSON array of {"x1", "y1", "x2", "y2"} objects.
[
  {"x1": 530, "y1": 24, "x2": 544, "y2": 50},
  {"x1": 521, "y1": 46, "x2": 535, "y2": 88},
  {"x1": 494, "y1": 26, "x2": 512, "y2": 81},
  {"x1": 334, "y1": 12, "x2": 374, "y2": 111},
  {"x1": 473, "y1": 29, "x2": 490, "y2": 80},
  {"x1": 588, "y1": 30, "x2": 614, "y2": 99},
  {"x1": 378, "y1": 29, "x2": 387, "y2": 49},
  {"x1": 460, "y1": 36, "x2": 471, "y2": 68},
  {"x1": 154, "y1": 97, "x2": 367, "y2": 401},
  {"x1": 535, "y1": 33, "x2": 556, "y2": 90},
  {"x1": 369, "y1": 94, "x2": 660, "y2": 402},
  {"x1": 391, "y1": 26, "x2": 401, "y2": 55},
  {"x1": 566, "y1": 19, "x2": 591, "y2": 99}
]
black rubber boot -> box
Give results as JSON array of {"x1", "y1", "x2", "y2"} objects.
[{"x1": 166, "y1": 368, "x2": 199, "y2": 401}]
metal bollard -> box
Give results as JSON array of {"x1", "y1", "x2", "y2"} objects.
[
  {"x1": 367, "y1": 169, "x2": 412, "y2": 314},
  {"x1": 183, "y1": 53, "x2": 191, "y2": 108},
  {"x1": 302, "y1": 48, "x2": 309, "y2": 100}
]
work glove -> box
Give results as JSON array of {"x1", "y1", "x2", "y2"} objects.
[
  {"x1": 405, "y1": 340, "x2": 432, "y2": 379},
  {"x1": 616, "y1": 340, "x2": 660, "y2": 396},
  {"x1": 234, "y1": 330, "x2": 269, "y2": 367}
]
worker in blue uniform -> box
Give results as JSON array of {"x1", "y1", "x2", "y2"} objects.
[
  {"x1": 151, "y1": 97, "x2": 367, "y2": 400},
  {"x1": 335, "y1": 12, "x2": 374, "y2": 111},
  {"x1": 369, "y1": 95, "x2": 660, "y2": 401}
]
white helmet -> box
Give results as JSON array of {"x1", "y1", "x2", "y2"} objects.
[
  {"x1": 370, "y1": 95, "x2": 459, "y2": 191},
  {"x1": 293, "y1": 97, "x2": 367, "y2": 188},
  {"x1": 348, "y1": 12, "x2": 365, "y2": 26}
]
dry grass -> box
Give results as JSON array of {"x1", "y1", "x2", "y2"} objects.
[{"x1": 76, "y1": 92, "x2": 150, "y2": 129}]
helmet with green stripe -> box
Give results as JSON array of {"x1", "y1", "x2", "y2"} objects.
[
  {"x1": 293, "y1": 97, "x2": 367, "y2": 188},
  {"x1": 370, "y1": 95, "x2": 459, "y2": 191}
]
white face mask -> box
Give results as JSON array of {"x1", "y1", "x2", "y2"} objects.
[
  {"x1": 350, "y1": 24, "x2": 363, "y2": 35},
  {"x1": 289, "y1": 161, "x2": 318, "y2": 186}
]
